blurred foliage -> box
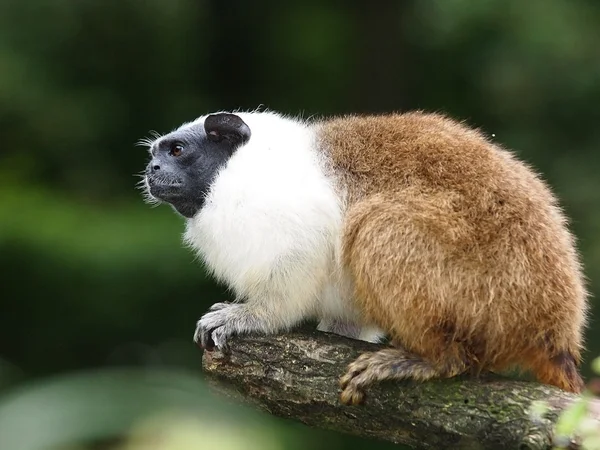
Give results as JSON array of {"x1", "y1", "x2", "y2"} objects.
[
  {"x1": 531, "y1": 357, "x2": 600, "y2": 449},
  {"x1": 0, "y1": 0, "x2": 599, "y2": 448},
  {"x1": 0, "y1": 368, "x2": 321, "y2": 450}
]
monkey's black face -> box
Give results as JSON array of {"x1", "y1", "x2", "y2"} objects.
[{"x1": 144, "y1": 113, "x2": 251, "y2": 218}]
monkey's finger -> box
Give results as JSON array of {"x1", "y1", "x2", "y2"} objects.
[
  {"x1": 203, "y1": 334, "x2": 216, "y2": 351},
  {"x1": 193, "y1": 320, "x2": 216, "y2": 351},
  {"x1": 208, "y1": 302, "x2": 232, "y2": 311},
  {"x1": 202, "y1": 326, "x2": 217, "y2": 351},
  {"x1": 211, "y1": 328, "x2": 231, "y2": 354},
  {"x1": 339, "y1": 384, "x2": 365, "y2": 406},
  {"x1": 193, "y1": 323, "x2": 201, "y2": 345},
  {"x1": 339, "y1": 357, "x2": 371, "y2": 389},
  {"x1": 193, "y1": 321, "x2": 203, "y2": 344},
  {"x1": 195, "y1": 335, "x2": 216, "y2": 352}
]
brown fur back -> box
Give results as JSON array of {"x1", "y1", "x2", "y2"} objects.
[{"x1": 316, "y1": 112, "x2": 588, "y2": 391}]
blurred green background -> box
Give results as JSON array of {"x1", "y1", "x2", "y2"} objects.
[{"x1": 0, "y1": 0, "x2": 599, "y2": 449}]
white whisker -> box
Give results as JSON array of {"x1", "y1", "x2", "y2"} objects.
[{"x1": 135, "y1": 130, "x2": 164, "y2": 150}]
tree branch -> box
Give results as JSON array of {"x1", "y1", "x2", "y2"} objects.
[{"x1": 201, "y1": 329, "x2": 600, "y2": 449}]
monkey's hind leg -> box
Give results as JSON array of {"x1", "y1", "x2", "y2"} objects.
[{"x1": 339, "y1": 346, "x2": 468, "y2": 405}]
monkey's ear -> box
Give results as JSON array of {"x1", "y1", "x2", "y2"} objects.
[{"x1": 204, "y1": 113, "x2": 251, "y2": 149}]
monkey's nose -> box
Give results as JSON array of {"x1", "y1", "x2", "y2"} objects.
[{"x1": 147, "y1": 161, "x2": 161, "y2": 174}]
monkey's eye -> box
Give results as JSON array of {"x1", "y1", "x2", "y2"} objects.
[{"x1": 169, "y1": 144, "x2": 184, "y2": 157}]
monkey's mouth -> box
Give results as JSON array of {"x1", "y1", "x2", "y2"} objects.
[{"x1": 146, "y1": 176, "x2": 184, "y2": 200}]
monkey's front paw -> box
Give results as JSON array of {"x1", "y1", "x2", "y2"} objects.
[{"x1": 194, "y1": 303, "x2": 241, "y2": 353}]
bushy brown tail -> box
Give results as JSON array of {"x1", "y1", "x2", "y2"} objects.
[{"x1": 533, "y1": 351, "x2": 585, "y2": 394}]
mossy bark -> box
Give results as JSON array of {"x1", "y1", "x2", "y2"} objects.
[{"x1": 201, "y1": 330, "x2": 596, "y2": 449}]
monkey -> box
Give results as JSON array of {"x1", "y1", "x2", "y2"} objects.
[{"x1": 142, "y1": 109, "x2": 588, "y2": 405}]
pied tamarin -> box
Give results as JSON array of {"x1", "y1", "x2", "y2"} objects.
[{"x1": 142, "y1": 109, "x2": 588, "y2": 404}]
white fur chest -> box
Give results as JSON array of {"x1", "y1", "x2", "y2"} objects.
[{"x1": 183, "y1": 113, "x2": 350, "y2": 320}]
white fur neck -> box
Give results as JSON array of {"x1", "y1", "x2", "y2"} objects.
[{"x1": 181, "y1": 110, "x2": 382, "y2": 342}]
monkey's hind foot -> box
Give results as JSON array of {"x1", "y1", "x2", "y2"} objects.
[{"x1": 339, "y1": 348, "x2": 463, "y2": 405}]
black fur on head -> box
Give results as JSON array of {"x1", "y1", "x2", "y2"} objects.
[{"x1": 144, "y1": 113, "x2": 251, "y2": 218}]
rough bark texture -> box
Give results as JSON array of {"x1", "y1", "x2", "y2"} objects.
[{"x1": 201, "y1": 330, "x2": 600, "y2": 450}]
